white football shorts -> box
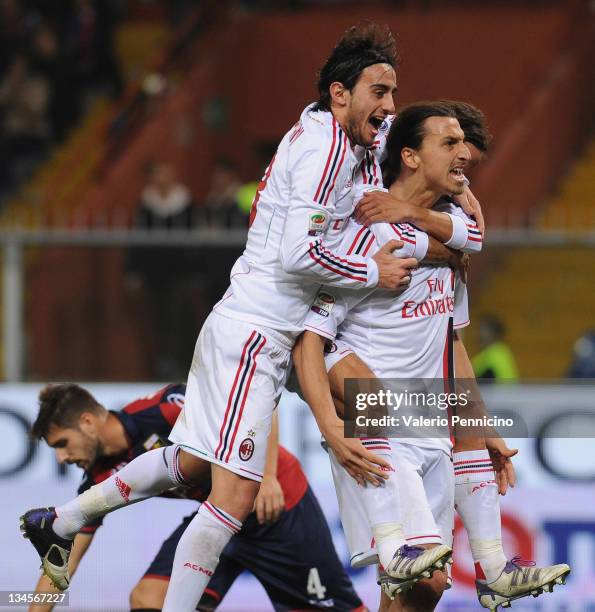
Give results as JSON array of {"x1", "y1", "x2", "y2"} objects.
[
  {"x1": 169, "y1": 311, "x2": 292, "y2": 481},
  {"x1": 330, "y1": 443, "x2": 454, "y2": 568}
]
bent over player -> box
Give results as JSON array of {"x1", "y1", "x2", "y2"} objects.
[{"x1": 27, "y1": 383, "x2": 365, "y2": 612}]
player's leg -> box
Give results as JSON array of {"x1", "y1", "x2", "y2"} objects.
[
  {"x1": 326, "y1": 348, "x2": 451, "y2": 585},
  {"x1": 196, "y1": 551, "x2": 244, "y2": 611},
  {"x1": 162, "y1": 470, "x2": 258, "y2": 612},
  {"x1": 326, "y1": 350, "x2": 407, "y2": 572},
  {"x1": 395, "y1": 445, "x2": 453, "y2": 611},
  {"x1": 20, "y1": 445, "x2": 208, "y2": 591},
  {"x1": 453, "y1": 437, "x2": 507, "y2": 585},
  {"x1": 379, "y1": 444, "x2": 451, "y2": 605},
  {"x1": 130, "y1": 577, "x2": 169, "y2": 611},
  {"x1": 128, "y1": 510, "x2": 244, "y2": 611},
  {"x1": 56, "y1": 447, "x2": 207, "y2": 538},
  {"x1": 453, "y1": 335, "x2": 570, "y2": 605},
  {"x1": 328, "y1": 445, "x2": 450, "y2": 597},
  {"x1": 163, "y1": 312, "x2": 291, "y2": 611},
  {"x1": 226, "y1": 485, "x2": 366, "y2": 612},
  {"x1": 379, "y1": 567, "x2": 447, "y2": 612},
  {"x1": 453, "y1": 439, "x2": 570, "y2": 610},
  {"x1": 328, "y1": 446, "x2": 379, "y2": 569}
]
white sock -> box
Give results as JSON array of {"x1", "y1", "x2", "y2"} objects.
[
  {"x1": 393, "y1": 454, "x2": 441, "y2": 547},
  {"x1": 54, "y1": 445, "x2": 188, "y2": 539},
  {"x1": 454, "y1": 450, "x2": 507, "y2": 583},
  {"x1": 162, "y1": 501, "x2": 241, "y2": 612},
  {"x1": 358, "y1": 439, "x2": 406, "y2": 569}
]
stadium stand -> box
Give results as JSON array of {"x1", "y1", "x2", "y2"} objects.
[{"x1": 0, "y1": 0, "x2": 592, "y2": 381}]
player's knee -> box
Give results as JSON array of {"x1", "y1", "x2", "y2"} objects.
[
  {"x1": 129, "y1": 578, "x2": 166, "y2": 609},
  {"x1": 219, "y1": 484, "x2": 258, "y2": 520},
  {"x1": 209, "y1": 464, "x2": 260, "y2": 521},
  {"x1": 177, "y1": 448, "x2": 209, "y2": 484}
]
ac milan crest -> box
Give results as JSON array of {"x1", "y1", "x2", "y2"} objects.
[{"x1": 239, "y1": 438, "x2": 255, "y2": 461}]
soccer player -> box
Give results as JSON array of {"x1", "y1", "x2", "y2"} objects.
[
  {"x1": 294, "y1": 101, "x2": 570, "y2": 611},
  {"x1": 20, "y1": 25, "x2": 482, "y2": 610},
  {"x1": 27, "y1": 383, "x2": 366, "y2": 612}
]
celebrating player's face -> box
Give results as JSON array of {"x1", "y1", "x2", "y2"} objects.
[
  {"x1": 345, "y1": 63, "x2": 397, "y2": 147},
  {"x1": 416, "y1": 116, "x2": 471, "y2": 195},
  {"x1": 45, "y1": 425, "x2": 102, "y2": 471}
]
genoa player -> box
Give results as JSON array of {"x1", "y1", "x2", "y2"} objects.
[{"x1": 27, "y1": 383, "x2": 366, "y2": 612}]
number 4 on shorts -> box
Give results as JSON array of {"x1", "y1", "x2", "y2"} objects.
[{"x1": 307, "y1": 567, "x2": 327, "y2": 600}]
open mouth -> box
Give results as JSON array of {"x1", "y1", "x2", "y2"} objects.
[
  {"x1": 368, "y1": 116, "x2": 384, "y2": 134},
  {"x1": 449, "y1": 167, "x2": 466, "y2": 182}
]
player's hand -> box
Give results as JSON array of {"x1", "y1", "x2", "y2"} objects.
[
  {"x1": 485, "y1": 438, "x2": 518, "y2": 495},
  {"x1": 323, "y1": 420, "x2": 390, "y2": 486},
  {"x1": 372, "y1": 241, "x2": 417, "y2": 290},
  {"x1": 452, "y1": 185, "x2": 485, "y2": 236},
  {"x1": 354, "y1": 190, "x2": 417, "y2": 225},
  {"x1": 254, "y1": 474, "x2": 285, "y2": 524}
]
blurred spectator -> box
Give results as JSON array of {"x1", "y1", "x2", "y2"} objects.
[
  {"x1": 126, "y1": 161, "x2": 198, "y2": 379},
  {"x1": 0, "y1": 53, "x2": 50, "y2": 194},
  {"x1": 203, "y1": 158, "x2": 244, "y2": 227},
  {"x1": 236, "y1": 179, "x2": 258, "y2": 217},
  {"x1": 29, "y1": 24, "x2": 81, "y2": 142},
  {"x1": 472, "y1": 315, "x2": 519, "y2": 381},
  {"x1": 63, "y1": 0, "x2": 123, "y2": 102},
  {"x1": 0, "y1": 0, "x2": 124, "y2": 201},
  {"x1": 133, "y1": 160, "x2": 195, "y2": 229},
  {"x1": 567, "y1": 330, "x2": 595, "y2": 378}
]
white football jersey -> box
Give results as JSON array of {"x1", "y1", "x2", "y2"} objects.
[
  {"x1": 215, "y1": 104, "x2": 380, "y2": 339},
  {"x1": 303, "y1": 204, "x2": 477, "y2": 453}
]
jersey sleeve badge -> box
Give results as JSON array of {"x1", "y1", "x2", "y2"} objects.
[
  {"x1": 308, "y1": 213, "x2": 328, "y2": 236},
  {"x1": 310, "y1": 291, "x2": 335, "y2": 317}
]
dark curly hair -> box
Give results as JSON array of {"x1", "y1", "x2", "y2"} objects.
[
  {"x1": 442, "y1": 100, "x2": 491, "y2": 153},
  {"x1": 314, "y1": 22, "x2": 399, "y2": 112},
  {"x1": 31, "y1": 383, "x2": 104, "y2": 440}
]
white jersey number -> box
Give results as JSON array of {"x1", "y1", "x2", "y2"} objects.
[{"x1": 307, "y1": 567, "x2": 327, "y2": 600}]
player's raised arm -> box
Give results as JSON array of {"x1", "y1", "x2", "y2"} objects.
[
  {"x1": 355, "y1": 189, "x2": 483, "y2": 254},
  {"x1": 361, "y1": 217, "x2": 469, "y2": 277},
  {"x1": 279, "y1": 177, "x2": 415, "y2": 289},
  {"x1": 29, "y1": 533, "x2": 94, "y2": 612},
  {"x1": 293, "y1": 330, "x2": 389, "y2": 485},
  {"x1": 452, "y1": 184, "x2": 484, "y2": 235},
  {"x1": 442, "y1": 203, "x2": 483, "y2": 253}
]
